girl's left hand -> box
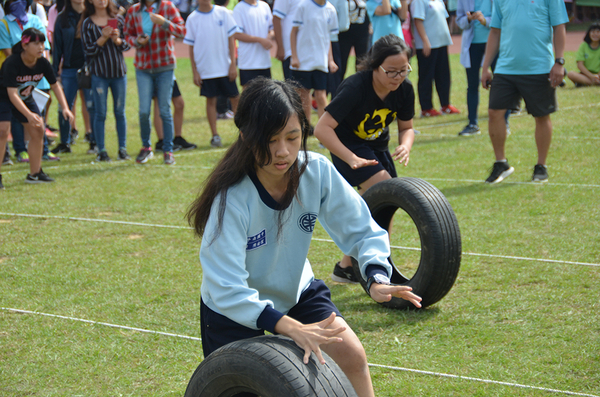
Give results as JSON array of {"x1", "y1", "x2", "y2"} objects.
[
  {"x1": 392, "y1": 144, "x2": 410, "y2": 166},
  {"x1": 328, "y1": 60, "x2": 338, "y2": 74},
  {"x1": 150, "y1": 12, "x2": 165, "y2": 26},
  {"x1": 370, "y1": 284, "x2": 422, "y2": 308},
  {"x1": 62, "y1": 109, "x2": 75, "y2": 124}
]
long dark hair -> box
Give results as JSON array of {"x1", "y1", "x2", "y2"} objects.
[
  {"x1": 583, "y1": 22, "x2": 600, "y2": 45},
  {"x1": 57, "y1": 0, "x2": 83, "y2": 37},
  {"x1": 357, "y1": 34, "x2": 410, "y2": 71},
  {"x1": 11, "y1": 27, "x2": 46, "y2": 54},
  {"x1": 187, "y1": 77, "x2": 310, "y2": 241}
]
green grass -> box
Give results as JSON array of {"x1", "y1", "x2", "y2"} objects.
[{"x1": 1, "y1": 52, "x2": 599, "y2": 396}]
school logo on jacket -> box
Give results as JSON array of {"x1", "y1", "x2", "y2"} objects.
[
  {"x1": 354, "y1": 108, "x2": 397, "y2": 141},
  {"x1": 247, "y1": 229, "x2": 266, "y2": 250},
  {"x1": 298, "y1": 213, "x2": 318, "y2": 233}
]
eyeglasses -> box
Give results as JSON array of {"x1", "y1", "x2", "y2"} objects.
[{"x1": 379, "y1": 64, "x2": 412, "y2": 78}]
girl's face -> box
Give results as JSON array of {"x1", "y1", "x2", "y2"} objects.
[
  {"x1": 23, "y1": 40, "x2": 45, "y2": 58},
  {"x1": 91, "y1": 0, "x2": 108, "y2": 10},
  {"x1": 373, "y1": 52, "x2": 411, "y2": 92},
  {"x1": 256, "y1": 114, "x2": 302, "y2": 182},
  {"x1": 590, "y1": 29, "x2": 600, "y2": 43}
]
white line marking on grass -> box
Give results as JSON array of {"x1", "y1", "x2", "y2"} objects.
[
  {"x1": 422, "y1": 177, "x2": 600, "y2": 189},
  {"x1": 2, "y1": 307, "x2": 201, "y2": 341},
  {"x1": 3, "y1": 307, "x2": 598, "y2": 397},
  {"x1": 368, "y1": 364, "x2": 600, "y2": 397},
  {"x1": 2, "y1": 213, "x2": 598, "y2": 268}
]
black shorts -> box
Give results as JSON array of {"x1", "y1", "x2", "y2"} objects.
[
  {"x1": 489, "y1": 73, "x2": 557, "y2": 117},
  {"x1": 200, "y1": 279, "x2": 342, "y2": 358},
  {"x1": 0, "y1": 99, "x2": 40, "y2": 123},
  {"x1": 200, "y1": 76, "x2": 239, "y2": 99},
  {"x1": 239, "y1": 68, "x2": 271, "y2": 86},
  {"x1": 330, "y1": 143, "x2": 397, "y2": 187},
  {"x1": 290, "y1": 70, "x2": 328, "y2": 90}
]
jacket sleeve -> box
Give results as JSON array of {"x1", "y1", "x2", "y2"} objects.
[
  {"x1": 456, "y1": 0, "x2": 471, "y2": 30},
  {"x1": 52, "y1": 20, "x2": 63, "y2": 75},
  {"x1": 81, "y1": 19, "x2": 101, "y2": 57},
  {"x1": 161, "y1": 2, "x2": 185, "y2": 39},
  {"x1": 124, "y1": 6, "x2": 140, "y2": 48}
]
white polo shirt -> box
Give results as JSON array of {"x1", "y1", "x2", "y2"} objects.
[
  {"x1": 272, "y1": 0, "x2": 301, "y2": 60},
  {"x1": 233, "y1": 0, "x2": 273, "y2": 70},
  {"x1": 184, "y1": 6, "x2": 238, "y2": 79}
]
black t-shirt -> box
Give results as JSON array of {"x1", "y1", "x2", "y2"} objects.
[
  {"x1": 69, "y1": 38, "x2": 85, "y2": 70},
  {"x1": 325, "y1": 70, "x2": 415, "y2": 151},
  {"x1": 0, "y1": 54, "x2": 56, "y2": 103}
]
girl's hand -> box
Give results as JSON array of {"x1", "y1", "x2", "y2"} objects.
[
  {"x1": 101, "y1": 25, "x2": 113, "y2": 38},
  {"x1": 284, "y1": 313, "x2": 346, "y2": 365},
  {"x1": 348, "y1": 155, "x2": 378, "y2": 170},
  {"x1": 328, "y1": 60, "x2": 338, "y2": 74},
  {"x1": 193, "y1": 70, "x2": 202, "y2": 87},
  {"x1": 228, "y1": 64, "x2": 237, "y2": 82},
  {"x1": 150, "y1": 12, "x2": 165, "y2": 26},
  {"x1": 370, "y1": 284, "x2": 423, "y2": 308},
  {"x1": 291, "y1": 56, "x2": 300, "y2": 69},
  {"x1": 62, "y1": 108, "x2": 75, "y2": 125},
  {"x1": 26, "y1": 113, "x2": 44, "y2": 128},
  {"x1": 259, "y1": 37, "x2": 273, "y2": 50},
  {"x1": 392, "y1": 144, "x2": 410, "y2": 166},
  {"x1": 422, "y1": 40, "x2": 431, "y2": 57},
  {"x1": 137, "y1": 35, "x2": 150, "y2": 46}
]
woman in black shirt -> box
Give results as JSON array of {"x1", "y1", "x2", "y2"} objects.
[
  {"x1": 0, "y1": 28, "x2": 74, "y2": 186},
  {"x1": 314, "y1": 34, "x2": 416, "y2": 282}
]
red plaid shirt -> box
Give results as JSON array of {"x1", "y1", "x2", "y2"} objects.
[{"x1": 124, "y1": 0, "x2": 185, "y2": 71}]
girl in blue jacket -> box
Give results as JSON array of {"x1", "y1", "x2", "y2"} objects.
[{"x1": 187, "y1": 77, "x2": 422, "y2": 397}]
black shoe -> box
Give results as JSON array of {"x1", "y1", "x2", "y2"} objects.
[
  {"x1": 0, "y1": 174, "x2": 4, "y2": 189},
  {"x1": 97, "y1": 151, "x2": 111, "y2": 162},
  {"x1": 51, "y1": 143, "x2": 71, "y2": 154},
  {"x1": 458, "y1": 124, "x2": 481, "y2": 136},
  {"x1": 2, "y1": 151, "x2": 13, "y2": 165},
  {"x1": 117, "y1": 148, "x2": 130, "y2": 161},
  {"x1": 84, "y1": 132, "x2": 92, "y2": 143},
  {"x1": 25, "y1": 169, "x2": 54, "y2": 183},
  {"x1": 70, "y1": 128, "x2": 79, "y2": 144},
  {"x1": 331, "y1": 262, "x2": 359, "y2": 284},
  {"x1": 532, "y1": 164, "x2": 548, "y2": 183},
  {"x1": 174, "y1": 136, "x2": 197, "y2": 150},
  {"x1": 136, "y1": 147, "x2": 154, "y2": 164},
  {"x1": 155, "y1": 140, "x2": 163, "y2": 152},
  {"x1": 485, "y1": 160, "x2": 514, "y2": 184},
  {"x1": 87, "y1": 142, "x2": 97, "y2": 154}
]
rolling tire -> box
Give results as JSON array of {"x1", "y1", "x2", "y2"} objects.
[
  {"x1": 184, "y1": 335, "x2": 358, "y2": 397},
  {"x1": 351, "y1": 177, "x2": 461, "y2": 309}
]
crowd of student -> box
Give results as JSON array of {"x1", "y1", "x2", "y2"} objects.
[{"x1": 0, "y1": 0, "x2": 598, "y2": 192}]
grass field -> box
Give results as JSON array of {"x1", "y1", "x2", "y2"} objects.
[{"x1": 1, "y1": 50, "x2": 599, "y2": 397}]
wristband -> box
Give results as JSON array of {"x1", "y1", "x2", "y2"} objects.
[{"x1": 367, "y1": 274, "x2": 391, "y2": 295}]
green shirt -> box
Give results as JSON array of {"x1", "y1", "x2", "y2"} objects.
[{"x1": 575, "y1": 42, "x2": 600, "y2": 74}]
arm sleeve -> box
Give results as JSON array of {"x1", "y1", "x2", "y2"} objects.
[
  {"x1": 575, "y1": 43, "x2": 586, "y2": 62},
  {"x1": 324, "y1": 77, "x2": 362, "y2": 124},
  {"x1": 456, "y1": 0, "x2": 472, "y2": 30},
  {"x1": 315, "y1": 157, "x2": 392, "y2": 281},
  {"x1": 396, "y1": 80, "x2": 415, "y2": 121},
  {"x1": 272, "y1": 0, "x2": 289, "y2": 20},
  {"x1": 549, "y1": 0, "x2": 569, "y2": 27},
  {"x1": 226, "y1": 9, "x2": 238, "y2": 37},
  {"x1": 183, "y1": 14, "x2": 195, "y2": 45},
  {"x1": 117, "y1": 16, "x2": 131, "y2": 52},
  {"x1": 410, "y1": 0, "x2": 426, "y2": 20},
  {"x1": 292, "y1": 3, "x2": 304, "y2": 27},
  {"x1": 0, "y1": 20, "x2": 10, "y2": 50},
  {"x1": 81, "y1": 19, "x2": 101, "y2": 57},
  {"x1": 366, "y1": 0, "x2": 378, "y2": 19},
  {"x1": 124, "y1": 7, "x2": 139, "y2": 48},
  {"x1": 200, "y1": 196, "x2": 279, "y2": 330},
  {"x1": 329, "y1": 6, "x2": 339, "y2": 36},
  {"x1": 162, "y1": 2, "x2": 186, "y2": 38},
  {"x1": 490, "y1": 0, "x2": 502, "y2": 29}
]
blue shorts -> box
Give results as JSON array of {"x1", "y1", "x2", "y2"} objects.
[
  {"x1": 0, "y1": 99, "x2": 40, "y2": 123},
  {"x1": 239, "y1": 68, "x2": 271, "y2": 86},
  {"x1": 200, "y1": 76, "x2": 239, "y2": 99},
  {"x1": 290, "y1": 70, "x2": 328, "y2": 90},
  {"x1": 330, "y1": 143, "x2": 397, "y2": 188},
  {"x1": 200, "y1": 279, "x2": 342, "y2": 357}
]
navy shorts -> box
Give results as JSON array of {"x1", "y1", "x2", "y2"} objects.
[
  {"x1": 239, "y1": 68, "x2": 271, "y2": 86},
  {"x1": 489, "y1": 73, "x2": 557, "y2": 117},
  {"x1": 291, "y1": 70, "x2": 328, "y2": 90},
  {"x1": 200, "y1": 76, "x2": 239, "y2": 99},
  {"x1": 330, "y1": 143, "x2": 397, "y2": 188},
  {"x1": 0, "y1": 99, "x2": 40, "y2": 123},
  {"x1": 200, "y1": 279, "x2": 342, "y2": 358}
]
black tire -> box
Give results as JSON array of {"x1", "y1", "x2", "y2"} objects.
[
  {"x1": 351, "y1": 177, "x2": 461, "y2": 309},
  {"x1": 184, "y1": 335, "x2": 358, "y2": 397}
]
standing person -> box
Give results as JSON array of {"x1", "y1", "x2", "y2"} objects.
[
  {"x1": 272, "y1": 0, "x2": 300, "y2": 80},
  {"x1": 481, "y1": 0, "x2": 568, "y2": 184},
  {"x1": 290, "y1": 0, "x2": 339, "y2": 124},
  {"x1": 411, "y1": 0, "x2": 460, "y2": 117},
  {"x1": 0, "y1": 28, "x2": 73, "y2": 187},
  {"x1": 366, "y1": 0, "x2": 406, "y2": 44},
  {"x1": 314, "y1": 34, "x2": 415, "y2": 283},
  {"x1": 186, "y1": 77, "x2": 422, "y2": 397},
  {"x1": 233, "y1": 0, "x2": 273, "y2": 88},
  {"x1": 566, "y1": 22, "x2": 600, "y2": 87},
  {"x1": 81, "y1": 0, "x2": 130, "y2": 162},
  {"x1": 328, "y1": 0, "x2": 350, "y2": 99},
  {"x1": 124, "y1": 0, "x2": 185, "y2": 165},
  {"x1": 51, "y1": 0, "x2": 90, "y2": 154},
  {"x1": 184, "y1": 0, "x2": 238, "y2": 148},
  {"x1": 338, "y1": 0, "x2": 370, "y2": 79}
]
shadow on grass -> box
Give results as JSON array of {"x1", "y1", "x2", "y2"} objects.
[
  {"x1": 412, "y1": 135, "x2": 458, "y2": 146},
  {"x1": 330, "y1": 284, "x2": 440, "y2": 332},
  {"x1": 439, "y1": 181, "x2": 517, "y2": 197}
]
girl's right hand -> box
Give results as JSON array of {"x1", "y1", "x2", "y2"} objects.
[
  {"x1": 283, "y1": 313, "x2": 346, "y2": 365},
  {"x1": 101, "y1": 25, "x2": 113, "y2": 38},
  {"x1": 348, "y1": 155, "x2": 378, "y2": 170},
  {"x1": 26, "y1": 113, "x2": 44, "y2": 128},
  {"x1": 291, "y1": 56, "x2": 300, "y2": 69}
]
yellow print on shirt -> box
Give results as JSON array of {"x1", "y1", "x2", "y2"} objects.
[{"x1": 354, "y1": 108, "x2": 397, "y2": 141}]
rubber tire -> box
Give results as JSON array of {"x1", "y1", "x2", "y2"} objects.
[
  {"x1": 184, "y1": 335, "x2": 358, "y2": 397},
  {"x1": 351, "y1": 177, "x2": 461, "y2": 309}
]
